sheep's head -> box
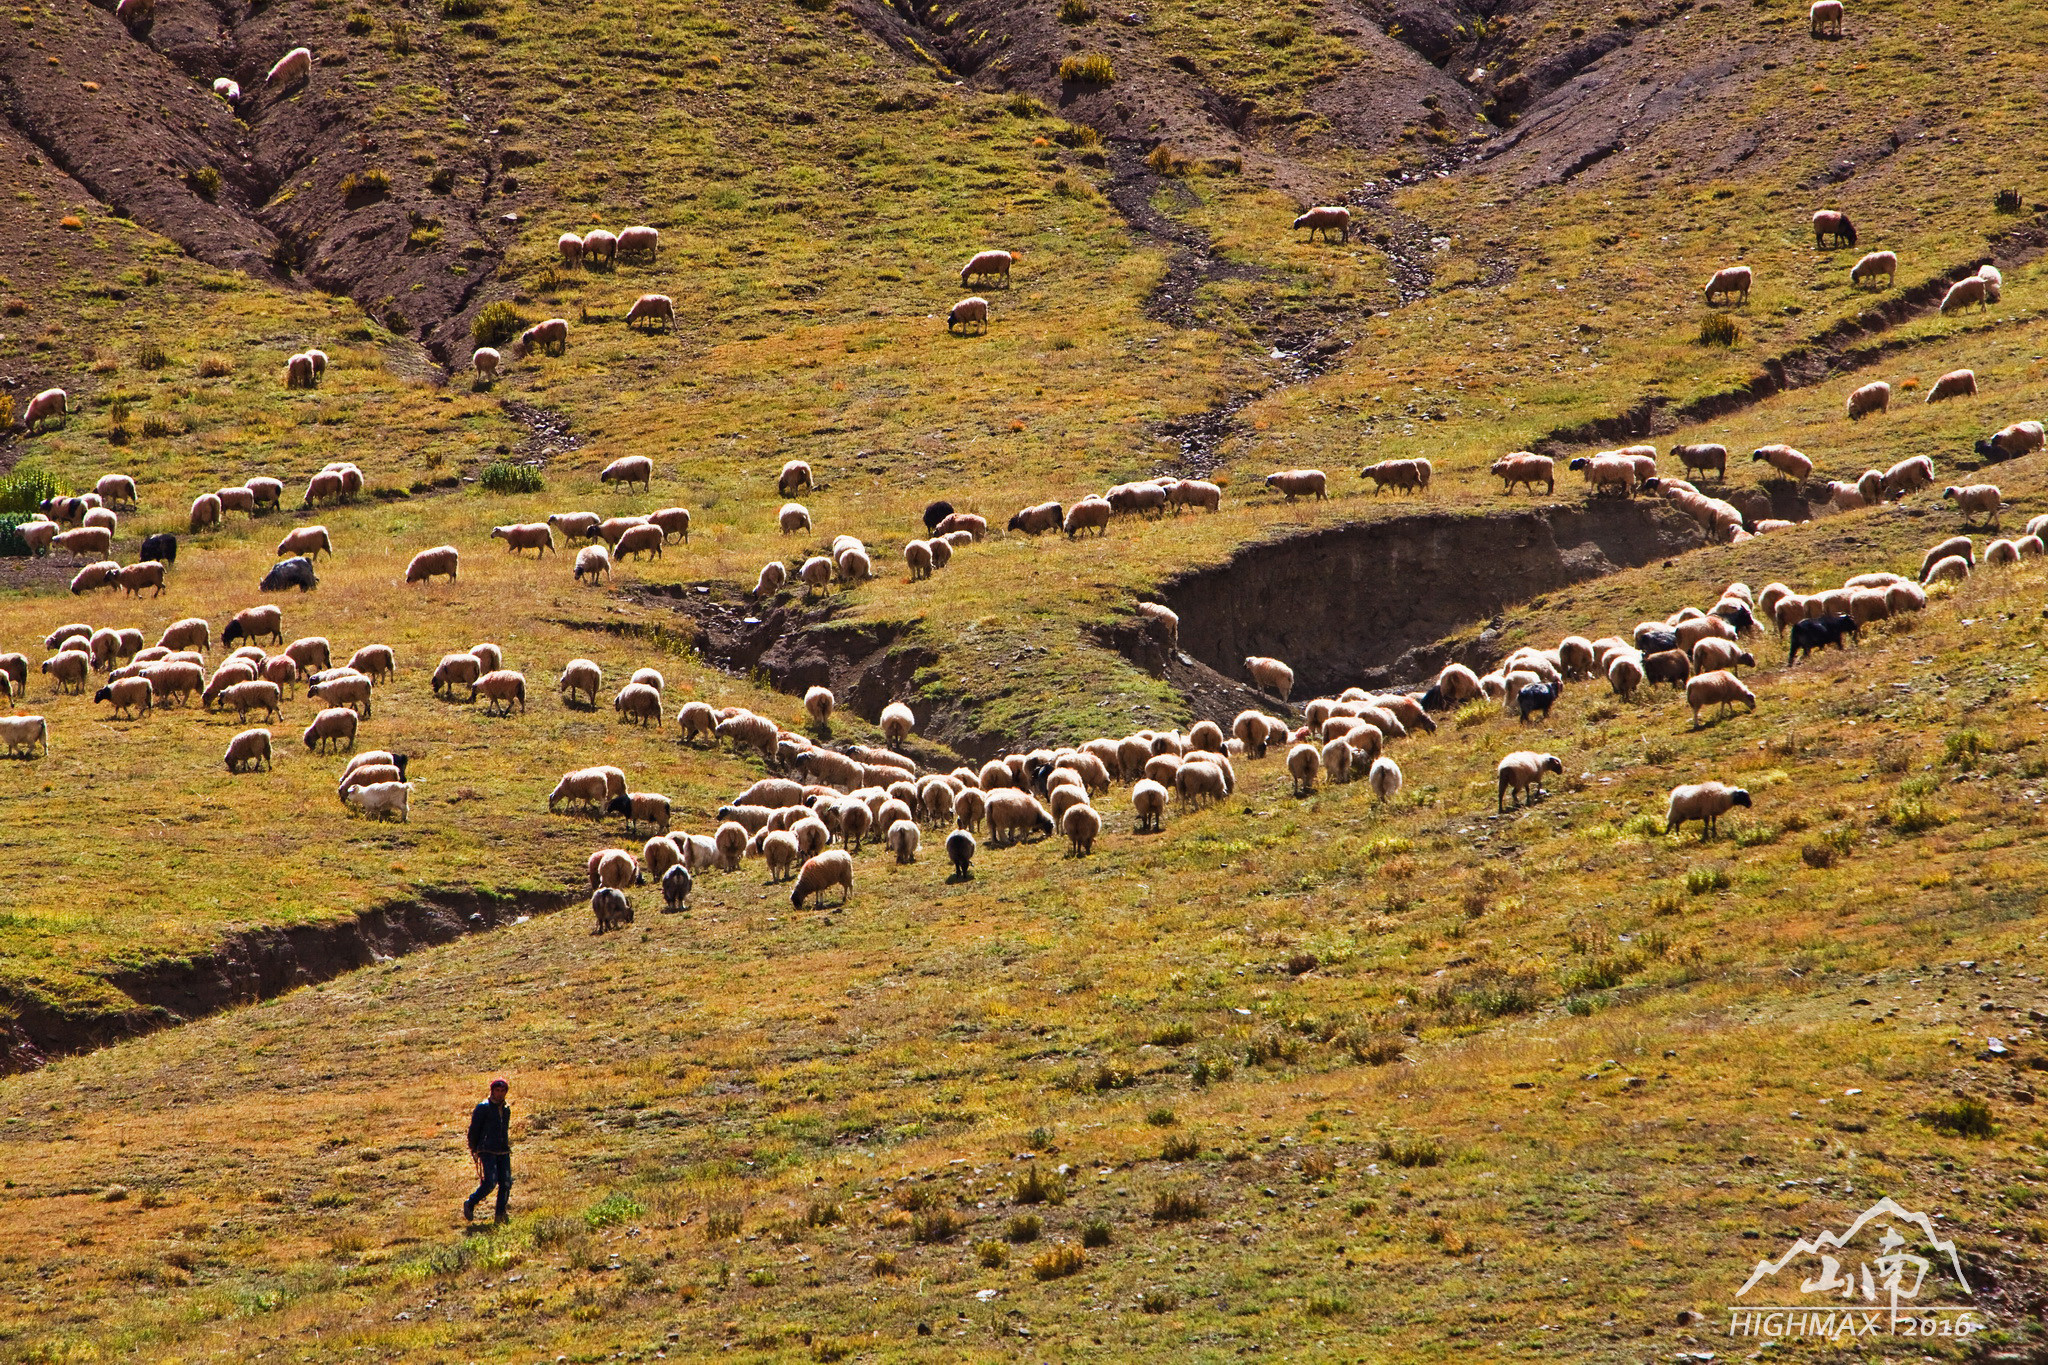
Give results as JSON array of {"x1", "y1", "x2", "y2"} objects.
[
  {"x1": 606, "y1": 795, "x2": 631, "y2": 818},
  {"x1": 1541, "y1": 755, "x2": 1564, "y2": 775},
  {"x1": 1731, "y1": 790, "x2": 1753, "y2": 808}
]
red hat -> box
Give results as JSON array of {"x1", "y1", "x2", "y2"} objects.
[{"x1": 490, "y1": 1076, "x2": 509, "y2": 1089}]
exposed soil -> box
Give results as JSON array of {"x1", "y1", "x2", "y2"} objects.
[
  {"x1": 1148, "y1": 499, "x2": 1708, "y2": 698},
  {"x1": 2, "y1": 0, "x2": 512, "y2": 364},
  {"x1": 499, "y1": 399, "x2": 584, "y2": 466},
  {"x1": 0, "y1": 887, "x2": 574, "y2": 1073}
]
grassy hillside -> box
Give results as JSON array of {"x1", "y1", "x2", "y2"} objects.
[{"x1": 4, "y1": 0, "x2": 2048, "y2": 1354}]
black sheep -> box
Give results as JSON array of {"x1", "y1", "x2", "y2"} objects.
[
  {"x1": 1643, "y1": 649, "x2": 1693, "y2": 689},
  {"x1": 1634, "y1": 624, "x2": 1680, "y2": 654},
  {"x1": 922, "y1": 500, "x2": 955, "y2": 534},
  {"x1": 138, "y1": 532, "x2": 177, "y2": 566},
  {"x1": 1517, "y1": 681, "x2": 1560, "y2": 723},
  {"x1": 946, "y1": 829, "x2": 976, "y2": 881},
  {"x1": 1789, "y1": 614, "x2": 1859, "y2": 664},
  {"x1": 260, "y1": 556, "x2": 318, "y2": 593}
]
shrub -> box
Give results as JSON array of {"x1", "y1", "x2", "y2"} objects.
[
  {"x1": 1377, "y1": 1136, "x2": 1445, "y2": 1168},
  {"x1": 1453, "y1": 699, "x2": 1491, "y2": 729},
  {"x1": 1300, "y1": 1149, "x2": 1337, "y2": 1182},
  {"x1": 188, "y1": 166, "x2": 221, "y2": 200},
  {"x1": 1943, "y1": 729, "x2": 1986, "y2": 766},
  {"x1": 339, "y1": 168, "x2": 392, "y2": 199},
  {"x1": 1146, "y1": 1107, "x2": 1177, "y2": 1126},
  {"x1": 870, "y1": 1252, "x2": 898, "y2": 1277},
  {"x1": 804, "y1": 1201, "x2": 840, "y2": 1228},
  {"x1": 1685, "y1": 865, "x2": 1731, "y2": 895},
  {"x1": 911, "y1": 1209, "x2": 964, "y2": 1243},
  {"x1": 582, "y1": 1192, "x2": 643, "y2": 1229},
  {"x1": 0, "y1": 463, "x2": 60, "y2": 515},
  {"x1": 1885, "y1": 797, "x2": 1944, "y2": 834},
  {"x1": 389, "y1": 21, "x2": 414, "y2": 53},
  {"x1": 1345, "y1": 1032, "x2": 1406, "y2": 1066},
  {"x1": 1006, "y1": 1214, "x2": 1041, "y2": 1243},
  {"x1": 1032, "y1": 1243, "x2": 1087, "y2": 1279},
  {"x1": 136, "y1": 342, "x2": 167, "y2": 370},
  {"x1": 1058, "y1": 0, "x2": 1094, "y2": 19},
  {"x1": 1698, "y1": 314, "x2": 1740, "y2": 346},
  {"x1": 472, "y1": 300, "x2": 523, "y2": 348},
  {"x1": 1141, "y1": 1289, "x2": 1178, "y2": 1313},
  {"x1": 1080, "y1": 1219, "x2": 1112, "y2": 1248},
  {"x1": 60, "y1": 215, "x2": 84, "y2": 231},
  {"x1": 810, "y1": 1341, "x2": 849, "y2": 1365},
  {"x1": 1005, "y1": 92, "x2": 1048, "y2": 117},
  {"x1": 1305, "y1": 1293, "x2": 1349, "y2": 1318},
  {"x1": 1147, "y1": 143, "x2": 1191, "y2": 176},
  {"x1": 1058, "y1": 53, "x2": 1114, "y2": 84},
  {"x1": 197, "y1": 353, "x2": 234, "y2": 377},
  {"x1": 1012, "y1": 1167, "x2": 1065, "y2": 1205},
  {"x1": 1150, "y1": 1189, "x2": 1207, "y2": 1223},
  {"x1": 1559, "y1": 953, "x2": 1636, "y2": 994},
  {"x1": 442, "y1": 0, "x2": 485, "y2": 15},
  {"x1": 746, "y1": 1267, "x2": 776, "y2": 1287},
  {"x1": 975, "y1": 1240, "x2": 1007, "y2": 1268},
  {"x1": 141, "y1": 414, "x2": 175, "y2": 439},
  {"x1": 0, "y1": 514, "x2": 40, "y2": 557},
  {"x1": 478, "y1": 461, "x2": 543, "y2": 494},
  {"x1": 1995, "y1": 188, "x2": 2024, "y2": 213},
  {"x1": 1924, "y1": 1098, "x2": 1995, "y2": 1139},
  {"x1": 704, "y1": 1209, "x2": 743, "y2": 1239},
  {"x1": 1149, "y1": 1021, "x2": 1197, "y2": 1047},
  {"x1": 345, "y1": 8, "x2": 374, "y2": 32},
  {"x1": 1161, "y1": 1133, "x2": 1200, "y2": 1161}
]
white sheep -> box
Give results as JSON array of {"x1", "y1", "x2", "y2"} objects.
[
  {"x1": 1926, "y1": 369, "x2": 1978, "y2": 403},
  {"x1": 405, "y1": 545, "x2": 460, "y2": 583},
  {"x1": 1845, "y1": 381, "x2": 1890, "y2": 420},
  {"x1": 791, "y1": 850, "x2": 853, "y2": 909},
  {"x1": 780, "y1": 502, "x2": 812, "y2": 534},
  {"x1": 1685, "y1": 670, "x2": 1756, "y2": 728},
  {"x1": 1808, "y1": 0, "x2": 1842, "y2": 35},
  {"x1": 625, "y1": 294, "x2": 675, "y2": 332},
  {"x1": 947, "y1": 296, "x2": 990, "y2": 334},
  {"x1": 1264, "y1": 469, "x2": 1327, "y2": 501},
  {"x1": 1665, "y1": 781, "x2": 1751, "y2": 838},
  {"x1": 1292, "y1": 206, "x2": 1350, "y2": 242},
  {"x1": 1704, "y1": 265, "x2": 1752, "y2": 305},
  {"x1": 1751, "y1": 444, "x2": 1813, "y2": 481},
  {"x1": 0, "y1": 715, "x2": 49, "y2": 758},
  {"x1": 1367, "y1": 756, "x2": 1402, "y2": 803},
  {"x1": 959, "y1": 250, "x2": 1015, "y2": 287},
  {"x1": 1496, "y1": 751, "x2": 1562, "y2": 811},
  {"x1": 224, "y1": 727, "x2": 271, "y2": 773},
  {"x1": 302, "y1": 706, "x2": 359, "y2": 753},
  {"x1": 267, "y1": 46, "x2": 312, "y2": 86},
  {"x1": 618, "y1": 225, "x2": 660, "y2": 261},
  {"x1": 1940, "y1": 276, "x2": 1991, "y2": 314},
  {"x1": 1942, "y1": 484, "x2": 2001, "y2": 527},
  {"x1": 1490, "y1": 452, "x2": 1555, "y2": 494},
  {"x1": 805, "y1": 686, "x2": 834, "y2": 729},
  {"x1": 885, "y1": 818, "x2": 921, "y2": 865},
  {"x1": 879, "y1": 701, "x2": 916, "y2": 748},
  {"x1": 1244, "y1": 656, "x2": 1294, "y2": 699}
]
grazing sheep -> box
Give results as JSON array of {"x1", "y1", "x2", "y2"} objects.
[
  {"x1": 1881, "y1": 454, "x2": 1935, "y2": 500},
  {"x1": 0, "y1": 716, "x2": 50, "y2": 758},
  {"x1": 1846, "y1": 381, "x2": 1891, "y2": 420},
  {"x1": 213, "y1": 76, "x2": 240, "y2": 103},
  {"x1": 473, "y1": 347, "x2": 500, "y2": 382},
  {"x1": 404, "y1": 545, "x2": 459, "y2": 584},
  {"x1": 1292, "y1": 206, "x2": 1350, "y2": 242},
  {"x1": 1669, "y1": 443, "x2": 1728, "y2": 480},
  {"x1": 591, "y1": 888, "x2": 632, "y2": 934},
  {"x1": 224, "y1": 605, "x2": 285, "y2": 648},
  {"x1": 929, "y1": 533, "x2": 955, "y2": 567},
  {"x1": 303, "y1": 470, "x2": 344, "y2": 507},
  {"x1": 1244, "y1": 656, "x2": 1294, "y2": 700},
  {"x1": 1063, "y1": 497, "x2": 1113, "y2": 537},
  {"x1": 1851, "y1": 251, "x2": 1897, "y2": 288},
  {"x1": 932, "y1": 512, "x2": 988, "y2": 541},
  {"x1": 221, "y1": 680, "x2": 283, "y2": 722},
  {"x1": 944, "y1": 828, "x2": 977, "y2": 879},
  {"x1": 276, "y1": 526, "x2": 332, "y2": 559},
  {"x1": 614, "y1": 523, "x2": 665, "y2": 561},
  {"x1": 345, "y1": 645, "x2": 395, "y2": 682},
  {"x1": 339, "y1": 762, "x2": 406, "y2": 796},
  {"x1": 1923, "y1": 554, "x2": 1972, "y2": 585},
  {"x1": 1167, "y1": 479, "x2": 1222, "y2": 513},
  {"x1": 67, "y1": 561, "x2": 119, "y2": 595},
  {"x1": 951, "y1": 789, "x2": 987, "y2": 835},
  {"x1": 94, "y1": 676, "x2": 154, "y2": 719},
  {"x1": 1367, "y1": 756, "x2": 1402, "y2": 803},
  {"x1": 267, "y1": 45, "x2": 312, "y2": 86},
  {"x1": 1926, "y1": 369, "x2": 1978, "y2": 404},
  {"x1": 281, "y1": 636, "x2": 331, "y2": 674},
  {"x1": 791, "y1": 850, "x2": 854, "y2": 909},
  {"x1": 1943, "y1": 484, "x2": 2001, "y2": 526},
  {"x1": 1811, "y1": 209, "x2": 1856, "y2": 247},
  {"x1": 491, "y1": 523, "x2": 554, "y2": 556},
  {"x1": 581, "y1": 230, "x2": 618, "y2": 267},
  {"x1": 1264, "y1": 469, "x2": 1327, "y2": 501},
  {"x1": 1496, "y1": 751, "x2": 1563, "y2": 811},
  {"x1": 986, "y1": 790, "x2": 1055, "y2": 845},
  {"x1": 1008, "y1": 500, "x2": 1064, "y2": 535},
  {"x1": 605, "y1": 791, "x2": 672, "y2": 834},
  {"x1": 302, "y1": 706, "x2": 359, "y2": 753},
  {"x1": 260, "y1": 557, "x2": 319, "y2": 594},
  {"x1": 879, "y1": 701, "x2": 917, "y2": 749},
  {"x1": 343, "y1": 781, "x2": 411, "y2": 822},
  {"x1": 776, "y1": 460, "x2": 814, "y2": 497},
  {"x1": 309, "y1": 671, "x2": 371, "y2": 718},
  {"x1": 1128, "y1": 778, "x2": 1168, "y2": 833},
  {"x1": 224, "y1": 727, "x2": 272, "y2": 773},
  {"x1": 50, "y1": 525, "x2": 113, "y2": 560},
  {"x1": 626, "y1": 294, "x2": 675, "y2": 332},
  {"x1": 1517, "y1": 680, "x2": 1561, "y2": 723},
  {"x1": 1319, "y1": 738, "x2": 1353, "y2": 785},
  {"x1": 1607, "y1": 653, "x2": 1645, "y2": 699},
  {"x1": 512, "y1": 318, "x2": 570, "y2": 357},
  {"x1": 1808, "y1": 0, "x2": 1842, "y2": 34},
  {"x1": 571, "y1": 545, "x2": 611, "y2": 585},
  {"x1": 750, "y1": 560, "x2": 788, "y2": 599},
  {"x1": 19, "y1": 521, "x2": 58, "y2": 557},
  {"x1": 1685, "y1": 670, "x2": 1756, "y2": 727},
  {"x1": 715, "y1": 711, "x2": 779, "y2": 758},
  {"x1": 598, "y1": 456, "x2": 653, "y2": 493},
  {"x1": 547, "y1": 512, "x2": 602, "y2": 542},
  {"x1": 885, "y1": 818, "x2": 922, "y2": 865},
  {"x1": 661, "y1": 864, "x2": 694, "y2": 911},
  {"x1": 1752, "y1": 444, "x2": 1813, "y2": 481},
  {"x1": 1286, "y1": 742, "x2": 1319, "y2": 797},
  {"x1": 1666, "y1": 781, "x2": 1752, "y2": 838},
  {"x1": 548, "y1": 768, "x2": 609, "y2": 815},
  {"x1": 1641, "y1": 649, "x2": 1692, "y2": 690},
  {"x1": 614, "y1": 683, "x2": 663, "y2": 727},
  {"x1": 804, "y1": 686, "x2": 834, "y2": 729},
  {"x1": 1106, "y1": 481, "x2": 1170, "y2": 517},
  {"x1": 836, "y1": 545, "x2": 873, "y2": 582},
  {"x1": 779, "y1": 504, "x2": 820, "y2": 541},
  {"x1": 1984, "y1": 538, "x2": 2021, "y2": 568},
  {"x1": 1691, "y1": 638, "x2": 1755, "y2": 675},
  {"x1": 1788, "y1": 614, "x2": 1859, "y2": 663},
  {"x1": 1057, "y1": 802, "x2": 1100, "y2": 857},
  {"x1": 1361, "y1": 458, "x2": 1433, "y2": 495},
  {"x1": 1490, "y1": 452, "x2": 1555, "y2": 494},
  {"x1": 158, "y1": 617, "x2": 210, "y2": 654},
  {"x1": 473, "y1": 670, "x2": 527, "y2": 716},
  {"x1": 947, "y1": 296, "x2": 990, "y2": 334},
  {"x1": 1940, "y1": 276, "x2": 1990, "y2": 314},
  {"x1": 284, "y1": 353, "x2": 317, "y2": 390},
  {"x1": 1824, "y1": 479, "x2": 1869, "y2": 511},
  {"x1": 431, "y1": 653, "x2": 483, "y2": 698},
  {"x1": 93, "y1": 474, "x2": 137, "y2": 509},
  {"x1": 1976, "y1": 420, "x2": 2044, "y2": 462},
  {"x1": 1177, "y1": 759, "x2": 1229, "y2": 809},
  {"x1": 1704, "y1": 265, "x2": 1752, "y2": 305},
  {"x1": 960, "y1": 250, "x2": 1015, "y2": 287}
]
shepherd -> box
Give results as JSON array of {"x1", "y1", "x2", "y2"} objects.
[{"x1": 463, "y1": 1077, "x2": 514, "y2": 1224}]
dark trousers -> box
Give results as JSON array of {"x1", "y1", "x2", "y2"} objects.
[{"x1": 466, "y1": 1152, "x2": 511, "y2": 1219}]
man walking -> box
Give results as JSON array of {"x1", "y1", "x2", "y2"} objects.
[{"x1": 464, "y1": 1077, "x2": 513, "y2": 1224}]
